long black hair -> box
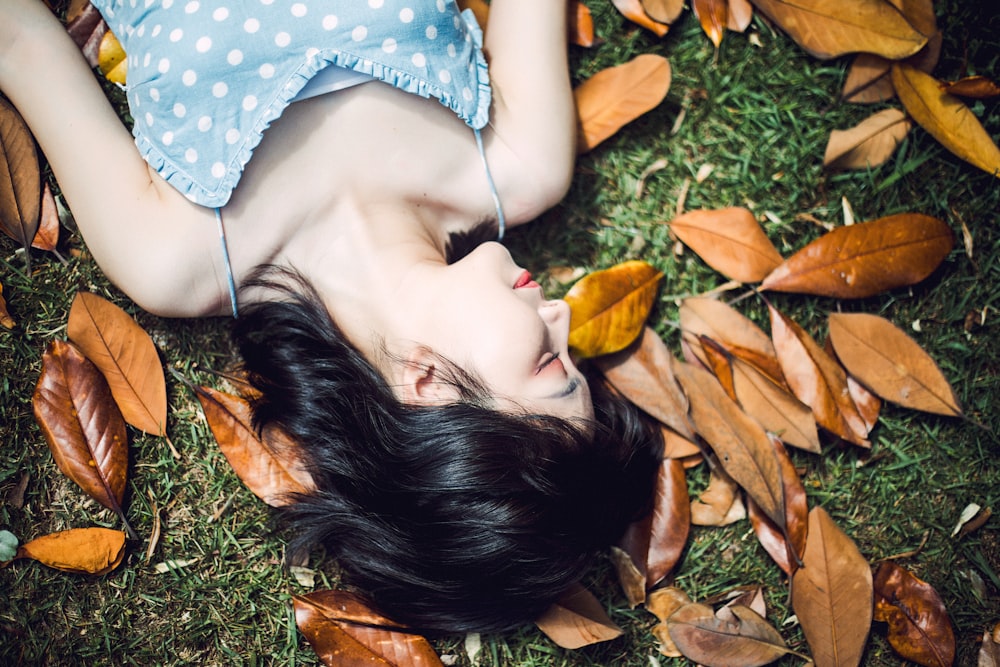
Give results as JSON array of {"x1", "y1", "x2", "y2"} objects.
[{"x1": 231, "y1": 267, "x2": 661, "y2": 633}]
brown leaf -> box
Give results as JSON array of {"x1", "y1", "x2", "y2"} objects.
[
  {"x1": 672, "y1": 359, "x2": 785, "y2": 526},
  {"x1": 619, "y1": 457, "x2": 690, "y2": 596},
  {"x1": 669, "y1": 208, "x2": 784, "y2": 284},
  {"x1": 893, "y1": 64, "x2": 1000, "y2": 178},
  {"x1": 690, "y1": 468, "x2": 746, "y2": 526},
  {"x1": 641, "y1": 0, "x2": 684, "y2": 24},
  {"x1": 648, "y1": 587, "x2": 693, "y2": 658},
  {"x1": 15, "y1": 527, "x2": 126, "y2": 575},
  {"x1": 574, "y1": 54, "x2": 671, "y2": 153},
  {"x1": 67, "y1": 292, "x2": 167, "y2": 435},
  {"x1": 594, "y1": 326, "x2": 694, "y2": 439},
  {"x1": 824, "y1": 108, "x2": 912, "y2": 170},
  {"x1": 942, "y1": 75, "x2": 1000, "y2": 99},
  {"x1": 0, "y1": 96, "x2": 41, "y2": 250},
  {"x1": 33, "y1": 340, "x2": 129, "y2": 518},
  {"x1": 747, "y1": 435, "x2": 808, "y2": 575},
  {"x1": 610, "y1": 0, "x2": 671, "y2": 35},
  {"x1": 791, "y1": 506, "x2": 873, "y2": 667},
  {"x1": 699, "y1": 336, "x2": 737, "y2": 401},
  {"x1": 663, "y1": 426, "x2": 702, "y2": 460},
  {"x1": 679, "y1": 297, "x2": 784, "y2": 386},
  {"x1": 727, "y1": 0, "x2": 754, "y2": 31},
  {"x1": 569, "y1": 1, "x2": 595, "y2": 48},
  {"x1": 565, "y1": 261, "x2": 663, "y2": 358},
  {"x1": 31, "y1": 182, "x2": 60, "y2": 251},
  {"x1": 760, "y1": 213, "x2": 954, "y2": 299},
  {"x1": 749, "y1": 0, "x2": 927, "y2": 60},
  {"x1": 828, "y1": 312, "x2": 961, "y2": 417},
  {"x1": 534, "y1": 584, "x2": 624, "y2": 649},
  {"x1": 731, "y1": 356, "x2": 821, "y2": 453},
  {"x1": 293, "y1": 590, "x2": 442, "y2": 667},
  {"x1": 842, "y1": 54, "x2": 897, "y2": 104},
  {"x1": 667, "y1": 602, "x2": 796, "y2": 666},
  {"x1": 0, "y1": 281, "x2": 14, "y2": 329},
  {"x1": 195, "y1": 386, "x2": 315, "y2": 507},
  {"x1": 693, "y1": 0, "x2": 728, "y2": 47},
  {"x1": 65, "y1": 0, "x2": 108, "y2": 65},
  {"x1": 768, "y1": 305, "x2": 870, "y2": 447},
  {"x1": 847, "y1": 374, "x2": 882, "y2": 433},
  {"x1": 873, "y1": 562, "x2": 956, "y2": 667},
  {"x1": 981, "y1": 623, "x2": 1000, "y2": 667}
]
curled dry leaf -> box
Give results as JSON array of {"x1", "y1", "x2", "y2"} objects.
[
  {"x1": 648, "y1": 587, "x2": 692, "y2": 658},
  {"x1": 689, "y1": 468, "x2": 746, "y2": 527},
  {"x1": 67, "y1": 292, "x2": 167, "y2": 435},
  {"x1": 574, "y1": 54, "x2": 671, "y2": 153},
  {"x1": 824, "y1": 108, "x2": 912, "y2": 170},
  {"x1": 768, "y1": 304, "x2": 870, "y2": 447},
  {"x1": 672, "y1": 359, "x2": 785, "y2": 527},
  {"x1": 15, "y1": 527, "x2": 126, "y2": 575},
  {"x1": 791, "y1": 507, "x2": 873, "y2": 667},
  {"x1": 760, "y1": 213, "x2": 954, "y2": 299},
  {"x1": 32, "y1": 182, "x2": 60, "y2": 252},
  {"x1": 828, "y1": 312, "x2": 962, "y2": 417},
  {"x1": 750, "y1": 0, "x2": 926, "y2": 60},
  {"x1": 294, "y1": 590, "x2": 443, "y2": 667},
  {"x1": 668, "y1": 208, "x2": 784, "y2": 284},
  {"x1": 942, "y1": 75, "x2": 1000, "y2": 99},
  {"x1": 0, "y1": 96, "x2": 41, "y2": 251},
  {"x1": 33, "y1": 340, "x2": 129, "y2": 521},
  {"x1": 98, "y1": 29, "x2": 127, "y2": 84},
  {"x1": 747, "y1": 435, "x2": 808, "y2": 576},
  {"x1": 569, "y1": 0, "x2": 595, "y2": 48},
  {"x1": 873, "y1": 561, "x2": 956, "y2": 667},
  {"x1": 610, "y1": 0, "x2": 670, "y2": 35},
  {"x1": 594, "y1": 326, "x2": 694, "y2": 439},
  {"x1": 693, "y1": 0, "x2": 728, "y2": 48},
  {"x1": 667, "y1": 602, "x2": 797, "y2": 666},
  {"x1": 893, "y1": 64, "x2": 1000, "y2": 178},
  {"x1": 565, "y1": 261, "x2": 663, "y2": 358},
  {"x1": 731, "y1": 356, "x2": 821, "y2": 453},
  {"x1": 0, "y1": 282, "x2": 14, "y2": 329},
  {"x1": 195, "y1": 385, "x2": 315, "y2": 507},
  {"x1": 534, "y1": 583, "x2": 624, "y2": 649}
]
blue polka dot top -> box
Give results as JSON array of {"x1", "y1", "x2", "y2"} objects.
[{"x1": 93, "y1": 0, "x2": 492, "y2": 208}]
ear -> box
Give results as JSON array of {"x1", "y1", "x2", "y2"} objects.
[{"x1": 395, "y1": 346, "x2": 462, "y2": 406}]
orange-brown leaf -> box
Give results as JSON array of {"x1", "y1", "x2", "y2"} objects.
[
  {"x1": 679, "y1": 297, "x2": 783, "y2": 385},
  {"x1": 768, "y1": 305, "x2": 870, "y2": 447},
  {"x1": 791, "y1": 507, "x2": 873, "y2": 667},
  {"x1": 0, "y1": 96, "x2": 41, "y2": 250},
  {"x1": 828, "y1": 312, "x2": 961, "y2": 417},
  {"x1": 873, "y1": 561, "x2": 956, "y2": 667},
  {"x1": 667, "y1": 602, "x2": 795, "y2": 666},
  {"x1": 67, "y1": 292, "x2": 167, "y2": 435},
  {"x1": 610, "y1": 0, "x2": 671, "y2": 35},
  {"x1": 31, "y1": 182, "x2": 60, "y2": 251},
  {"x1": 747, "y1": 435, "x2": 808, "y2": 575},
  {"x1": 700, "y1": 336, "x2": 737, "y2": 400},
  {"x1": 693, "y1": 0, "x2": 728, "y2": 47},
  {"x1": 824, "y1": 108, "x2": 912, "y2": 170},
  {"x1": 565, "y1": 261, "x2": 663, "y2": 358},
  {"x1": 574, "y1": 54, "x2": 671, "y2": 153},
  {"x1": 689, "y1": 468, "x2": 746, "y2": 526},
  {"x1": 842, "y1": 54, "x2": 897, "y2": 104},
  {"x1": 731, "y1": 357, "x2": 821, "y2": 453},
  {"x1": 569, "y1": 1, "x2": 595, "y2": 47},
  {"x1": 294, "y1": 590, "x2": 442, "y2": 667},
  {"x1": 195, "y1": 386, "x2": 315, "y2": 507},
  {"x1": 672, "y1": 359, "x2": 785, "y2": 526},
  {"x1": 942, "y1": 75, "x2": 1000, "y2": 99},
  {"x1": 641, "y1": 0, "x2": 684, "y2": 24},
  {"x1": 749, "y1": 0, "x2": 926, "y2": 60},
  {"x1": 33, "y1": 340, "x2": 128, "y2": 515},
  {"x1": 760, "y1": 213, "x2": 954, "y2": 299},
  {"x1": 16, "y1": 527, "x2": 126, "y2": 575},
  {"x1": 893, "y1": 63, "x2": 1000, "y2": 178},
  {"x1": 727, "y1": 0, "x2": 754, "y2": 31},
  {"x1": 534, "y1": 584, "x2": 624, "y2": 649},
  {"x1": 669, "y1": 208, "x2": 784, "y2": 284},
  {"x1": 648, "y1": 587, "x2": 693, "y2": 658},
  {"x1": 594, "y1": 326, "x2": 694, "y2": 439}
]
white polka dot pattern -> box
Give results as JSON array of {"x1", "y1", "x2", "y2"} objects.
[{"x1": 91, "y1": 0, "x2": 491, "y2": 208}]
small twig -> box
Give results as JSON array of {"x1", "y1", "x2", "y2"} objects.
[{"x1": 878, "y1": 530, "x2": 931, "y2": 562}]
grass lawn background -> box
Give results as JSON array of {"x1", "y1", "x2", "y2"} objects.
[{"x1": 1, "y1": 1, "x2": 998, "y2": 664}]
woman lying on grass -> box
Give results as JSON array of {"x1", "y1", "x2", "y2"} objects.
[{"x1": 1, "y1": 0, "x2": 660, "y2": 632}]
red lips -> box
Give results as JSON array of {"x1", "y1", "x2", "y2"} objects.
[{"x1": 514, "y1": 270, "x2": 540, "y2": 289}]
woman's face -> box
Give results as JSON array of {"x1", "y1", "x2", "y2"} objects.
[{"x1": 401, "y1": 242, "x2": 593, "y2": 422}]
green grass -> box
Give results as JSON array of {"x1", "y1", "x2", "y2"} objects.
[{"x1": 2, "y1": 1, "x2": 999, "y2": 665}]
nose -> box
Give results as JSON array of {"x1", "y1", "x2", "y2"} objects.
[{"x1": 538, "y1": 298, "x2": 570, "y2": 326}]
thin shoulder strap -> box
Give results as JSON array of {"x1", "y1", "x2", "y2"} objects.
[
  {"x1": 473, "y1": 128, "x2": 506, "y2": 240},
  {"x1": 214, "y1": 207, "x2": 239, "y2": 318}
]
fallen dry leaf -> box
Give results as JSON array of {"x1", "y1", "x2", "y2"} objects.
[
  {"x1": 648, "y1": 586, "x2": 692, "y2": 658},
  {"x1": 0, "y1": 282, "x2": 14, "y2": 329},
  {"x1": 569, "y1": 0, "x2": 595, "y2": 47},
  {"x1": 33, "y1": 340, "x2": 129, "y2": 524},
  {"x1": 31, "y1": 182, "x2": 60, "y2": 251},
  {"x1": 641, "y1": 0, "x2": 684, "y2": 24},
  {"x1": 942, "y1": 75, "x2": 1000, "y2": 99},
  {"x1": 873, "y1": 561, "x2": 956, "y2": 667},
  {"x1": 747, "y1": 434, "x2": 808, "y2": 576},
  {"x1": 534, "y1": 584, "x2": 624, "y2": 649},
  {"x1": 689, "y1": 467, "x2": 746, "y2": 526},
  {"x1": 727, "y1": 0, "x2": 754, "y2": 31},
  {"x1": 731, "y1": 356, "x2": 821, "y2": 453},
  {"x1": 693, "y1": 0, "x2": 728, "y2": 47},
  {"x1": 842, "y1": 53, "x2": 898, "y2": 104},
  {"x1": 66, "y1": 0, "x2": 108, "y2": 65},
  {"x1": 981, "y1": 622, "x2": 1000, "y2": 667},
  {"x1": 893, "y1": 63, "x2": 1000, "y2": 178},
  {"x1": 750, "y1": 0, "x2": 927, "y2": 60},
  {"x1": 565, "y1": 261, "x2": 663, "y2": 358},
  {"x1": 0, "y1": 96, "x2": 41, "y2": 251},
  {"x1": 760, "y1": 213, "x2": 954, "y2": 299},
  {"x1": 195, "y1": 386, "x2": 315, "y2": 507},
  {"x1": 611, "y1": 0, "x2": 671, "y2": 35},
  {"x1": 67, "y1": 292, "x2": 167, "y2": 435},
  {"x1": 669, "y1": 208, "x2": 784, "y2": 284},
  {"x1": 791, "y1": 506, "x2": 873, "y2": 667},
  {"x1": 14, "y1": 527, "x2": 126, "y2": 575},
  {"x1": 827, "y1": 312, "x2": 962, "y2": 417},
  {"x1": 824, "y1": 108, "x2": 912, "y2": 170},
  {"x1": 574, "y1": 54, "x2": 671, "y2": 153},
  {"x1": 98, "y1": 29, "x2": 127, "y2": 84},
  {"x1": 667, "y1": 602, "x2": 798, "y2": 666}
]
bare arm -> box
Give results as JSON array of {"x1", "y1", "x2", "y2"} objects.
[
  {"x1": 0, "y1": 0, "x2": 224, "y2": 316},
  {"x1": 480, "y1": 0, "x2": 575, "y2": 223}
]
